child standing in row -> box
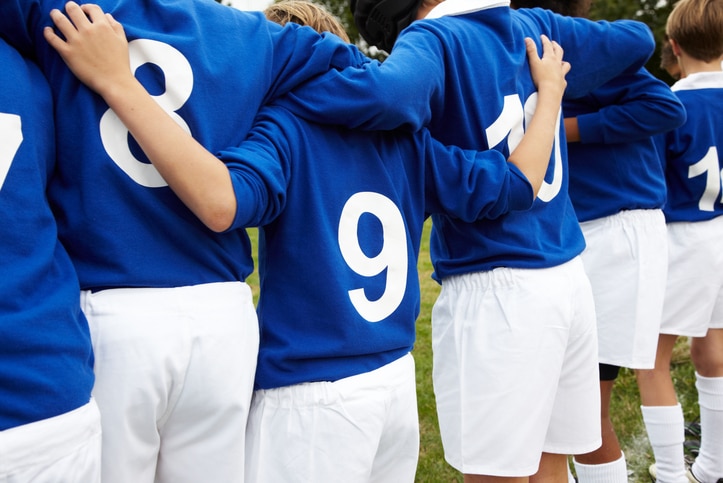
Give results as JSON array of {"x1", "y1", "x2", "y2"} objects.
[
  {"x1": 512, "y1": 0, "x2": 687, "y2": 479},
  {"x1": 637, "y1": 0, "x2": 723, "y2": 482},
  {"x1": 0, "y1": 37, "x2": 100, "y2": 482}
]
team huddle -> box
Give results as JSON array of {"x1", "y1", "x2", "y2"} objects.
[{"x1": 0, "y1": 0, "x2": 721, "y2": 482}]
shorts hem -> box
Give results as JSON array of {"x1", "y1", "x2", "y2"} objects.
[{"x1": 543, "y1": 438, "x2": 602, "y2": 456}]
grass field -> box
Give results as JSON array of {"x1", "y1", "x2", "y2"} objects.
[{"x1": 246, "y1": 220, "x2": 699, "y2": 482}]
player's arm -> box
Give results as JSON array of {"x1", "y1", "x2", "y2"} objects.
[
  {"x1": 507, "y1": 35, "x2": 569, "y2": 196},
  {"x1": 564, "y1": 117, "x2": 581, "y2": 142},
  {"x1": 44, "y1": 1, "x2": 236, "y2": 232},
  {"x1": 571, "y1": 69, "x2": 686, "y2": 145}
]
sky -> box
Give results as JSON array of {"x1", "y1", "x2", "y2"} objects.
[{"x1": 228, "y1": 0, "x2": 273, "y2": 12}]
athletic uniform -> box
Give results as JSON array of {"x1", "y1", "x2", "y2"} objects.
[
  {"x1": 659, "y1": 71, "x2": 723, "y2": 338},
  {"x1": 654, "y1": 70, "x2": 723, "y2": 483},
  {"x1": 216, "y1": 104, "x2": 534, "y2": 482},
  {"x1": 0, "y1": 2, "x2": 365, "y2": 482},
  {"x1": 278, "y1": 0, "x2": 655, "y2": 475},
  {"x1": 0, "y1": 38, "x2": 100, "y2": 482},
  {"x1": 565, "y1": 67, "x2": 686, "y2": 370}
]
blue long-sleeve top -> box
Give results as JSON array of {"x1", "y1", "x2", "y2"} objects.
[
  {"x1": 278, "y1": 0, "x2": 656, "y2": 280},
  {"x1": 564, "y1": 67, "x2": 686, "y2": 222}
]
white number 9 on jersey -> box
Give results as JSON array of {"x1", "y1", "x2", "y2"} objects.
[{"x1": 338, "y1": 192, "x2": 408, "y2": 323}]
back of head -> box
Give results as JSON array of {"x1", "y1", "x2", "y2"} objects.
[
  {"x1": 350, "y1": 0, "x2": 423, "y2": 52},
  {"x1": 666, "y1": 0, "x2": 723, "y2": 62},
  {"x1": 660, "y1": 39, "x2": 682, "y2": 79},
  {"x1": 265, "y1": 0, "x2": 351, "y2": 42},
  {"x1": 510, "y1": 0, "x2": 592, "y2": 18}
]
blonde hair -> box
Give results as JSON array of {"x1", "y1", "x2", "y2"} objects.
[
  {"x1": 265, "y1": 1, "x2": 350, "y2": 42},
  {"x1": 666, "y1": 0, "x2": 723, "y2": 62}
]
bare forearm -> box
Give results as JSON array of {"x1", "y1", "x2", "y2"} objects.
[
  {"x1": 507, "y1": 89, "x2": 561, "y2": 196},
  {"x1": 102, "y1": 79, "x2": 237, "y2": 232}
]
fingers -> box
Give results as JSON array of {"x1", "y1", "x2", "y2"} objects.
[
  {"x1": 47, "y1": 2, "x2": 113, "y2": 37},
  {"x1": 524, "y1": 36, "x2": 539, "y2": 61},
  {"x1": 106, "y1": 13, "x2": 126, "y2": 37},
  {"x1": 539, "y1": 35, "x2": 563, "y2": 62}
]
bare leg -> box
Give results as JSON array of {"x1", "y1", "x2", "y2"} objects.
[
  {"x1": 531, "y1": 453, "x2": 568, "y2": 483},
  {"x1": 464, "y1": 474, "x2": 527, "y2": 483},
  {"x1": 636, "y1": 334, "x2": 680, "y2": 406},
  {"x1": 575, "y1": 380, "x2": 622, "y2": 464},
  {"x1": 690, "y1": 328, "x2": 723, "y2": 377}
]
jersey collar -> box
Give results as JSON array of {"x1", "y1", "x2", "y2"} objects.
[
  {"x1": 672, "y1": 71, "x2": 723, "y2": 91},
  {"x1": 425, "y1": 0, "x2": 509, "y2": 19}
]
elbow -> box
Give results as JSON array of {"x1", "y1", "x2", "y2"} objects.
[{"x1": 200, "y1": 203, "x2": 237, "y2": 233}]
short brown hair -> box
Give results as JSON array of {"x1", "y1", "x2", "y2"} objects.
[
  {"x1": 265, "y1": 1, "x2": 350, "y2": 42},
  {"x1": 666, "y1": 0, "x2": 723, "y2": 62},
  {"x1": 660, "y1": 39, "x2": 682, "y2": 80}
]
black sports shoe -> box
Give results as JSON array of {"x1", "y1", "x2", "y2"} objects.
[{"x1": 685, "y1": 420, "x2": 702, "y2": 439}]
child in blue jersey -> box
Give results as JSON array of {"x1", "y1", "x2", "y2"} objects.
[
  {"x1": 44, "y1": 2, "x2": 570, "y2": 481},
  {"x1": 0, "y1": 37, "x2": 100, "y2": 482},
  {"x1": 511, "y1": 0, "x2": 687, "y2": 480},
  {"x1": 0, "y1": 1, "x2": 368, "y2": 482},
  {"x1": 272, "y1": 0, "x2": 659, "y2": 480},
  {"x1": 636, "y1": 0, "x2": 723, "y2": 482}
]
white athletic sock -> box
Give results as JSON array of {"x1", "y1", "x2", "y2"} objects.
[
  {"x1": 573, "y1": 453, "x2": 627, "y2": 483},
  {"x1": 642, "y1": 404, "x2": 688, "y2": 483},
  {"x1": 691, "y1": 374, "x2": 723, "y2": 482}
]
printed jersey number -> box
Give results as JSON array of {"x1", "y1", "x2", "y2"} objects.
[
  {"x1": 485, "y1": 93, "x2": 563, "y2": 202},
  {"x1": 688, "y1": 146, "x2": 722, "y2": 212},
  {"x1": 100, "y1": 39, "x2": 193, "y2": 188},
  {"x1": 338, "y1": 192, "x2": 408, "y2": 323},
  {"x1": 0, "y1": 113, "x2": 23, "y2": 192}
]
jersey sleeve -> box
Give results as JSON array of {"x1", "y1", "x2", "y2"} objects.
[
  {"x1": 422, "y1": 130, "x2": 534, "y2": 220},
  {"x1": 521, "y1": 10, "x2": 656, "y2": 99},
  {"x1": 263, "y1": 23, "x2": 372, "y2": 104},
  {"x1": 570, "y1": 68, "x2": 686, "y2": 145},
  {"x1": 277, "y1": 25, "x2": 447, "y2": 132},
  {"x1": 216, "y1": 107, "x2": 296, "y2": 230}
]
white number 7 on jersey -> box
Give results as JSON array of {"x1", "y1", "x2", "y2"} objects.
[{"x1": 0, "y1": 113, "x2": 23, "y2": 192}]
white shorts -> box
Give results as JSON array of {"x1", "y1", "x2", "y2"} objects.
[
  {"x1": 661, "y1": 217, "x2": 723, "y2": 337},
  {"x1": 579, "y1": 209, "x2": 667, "y2": 369},
  {"x1": 81, "y1": 282, "x2": 259, "y2": 483},
  {"x1": 432, "y1": 257, "x2": 601, "y2": 476},
  {"x1": 0, "y1": 399, "x2": 101, "y2": 482},
  {"x1": 245, "y1": 353, "x2": 419, "y2": 483}
]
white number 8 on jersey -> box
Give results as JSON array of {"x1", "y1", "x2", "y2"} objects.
[{"x1": 100, "y1": 39, "x2": 193, "y2": 188}]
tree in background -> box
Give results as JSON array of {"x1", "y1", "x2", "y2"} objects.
[
  {"x1": 590, "y1": 0, "x2": 676, "y2": 83},
  {"x1": 240, "y1": 0, "x2": 676, "y2": 80}
]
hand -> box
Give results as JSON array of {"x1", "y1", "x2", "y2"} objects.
[
  {"x1": 525, "y1": 34, "x2": 570, "y2": 100},
  {"x1": 44, "y1": 1, "x2": 133, "y2": 97}
]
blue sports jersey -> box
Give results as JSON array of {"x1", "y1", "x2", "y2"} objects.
[
  {"x1": 0, "y1": 0, "x2": 366, "y2": 289},
  {"x1": 217, "y1": 105, "x2": 533, "y2": 389},
  {"x1": 564, "y1": 68, "x2": 686, "y2": 222},
  {"x1": 0, "y1": 39, "x2": 94, "y2": 430},
  {"x1": 661, "y1": 72, "x2": 723, "y2": 223},
  {"x1": 279, "y1": 0, "x2": 655, "y2": 280}
]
